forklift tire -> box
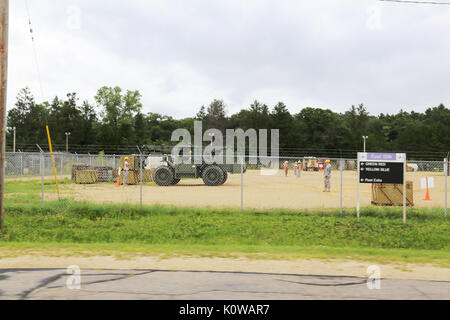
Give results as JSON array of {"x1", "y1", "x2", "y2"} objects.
[
  {"x1": 153, "y1": 166, "x2": 174, "y2": 186},
  {"x1": 202, "y1": 165, "x2": 224, "y2": 186},
  {"x1": 219, "y1": 170, "x2": 228, "y2": 185}
]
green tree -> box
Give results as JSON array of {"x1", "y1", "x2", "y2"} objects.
[{"x1": 95, "y1": 86, "x2": 143, "y2": 145}]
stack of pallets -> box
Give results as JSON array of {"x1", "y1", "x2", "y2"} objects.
[
  {"x1": 371, "y1": 181, "x2": 414, "y2": 207},
  {"x1": 76, "y1": 170, "x2": 98, "y2": 184},
  {"x1": 72, "y1": 164, "x2": 114, "y2": 183},
  {"x1": 117, "y1": 156, "x2": 143, "y2": 185},
  {"x1": 72, "y1": 164, "x2": 90, "y2": 180},
  {"x1": 96, "y1": 166, "x2": 114, "y2": 182},
  {"x1": 143, "y1": 169, "x2": 155, "y2": 182},
  {"x1": 119, "y1": 171, "x2": 140, "y2": 185},
  {"x1": 115, "y1": 169, "x2": 155, "y2": 184},
  {"x1": 113, "y1": 169, "x2": 119, "y2": 180}
]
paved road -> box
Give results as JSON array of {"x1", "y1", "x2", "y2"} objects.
[{"x1": 0, "y1": 269, "x2": 448, "y2": 300}]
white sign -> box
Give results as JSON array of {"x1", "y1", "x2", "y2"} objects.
[
  {"x1": 421, "y1": 177, "x2": 434, "y2": 189},
  {"x1": 359, "y1": 152, "x2": 406, "y2": 163}
]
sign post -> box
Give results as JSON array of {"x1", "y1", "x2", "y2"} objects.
[
  {"x1": 340, "y1": 159, "x2": 344, "y2": 215},
  {"x1": 358, "y1": 153, "x2": 407, "y2": 223},
  {"x1": 357, "y1": 154, "x2": 360, "y2": 221},
  {"x1": 403, "y1": 159, "x2": 406, "y2": 224},
  {"x1": 445, "y1": 157, "x2": 448, "y2": 218}
]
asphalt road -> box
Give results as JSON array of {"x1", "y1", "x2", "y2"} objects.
[{"x1": 0, "y1": 269, "x2": 449, "y2": 300}]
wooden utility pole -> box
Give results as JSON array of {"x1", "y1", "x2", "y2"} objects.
[{"x1": 0, "y1": 0, "x2": 9, "y2": 231}]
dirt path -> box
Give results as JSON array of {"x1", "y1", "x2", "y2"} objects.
[
  {"x1": 1, "y1": 255, "x2": 448, "y2": 281},
  {"x1": 58, "y1": 170, "x2": 448, "y2": 210}
]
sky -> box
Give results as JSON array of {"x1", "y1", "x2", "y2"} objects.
[{"x1": 7, "y1": 0, "x2": 450, "y2": 118}]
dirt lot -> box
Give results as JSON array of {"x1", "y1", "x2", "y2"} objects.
[{"x1": 57, "y1": 169, "x2": 448, "y2": 210}]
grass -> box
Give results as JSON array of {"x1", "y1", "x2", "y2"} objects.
[
  {"x1": 1, "y1": 179, "x2": 449, "y2": 267},
  {"x1": 4, "y1": 178, "x2": 73, "y2": 194},
  {"x1": 2, "y1": 202, "x2": 448, "y2": 249},
  {"x1": 0, "y1": 242, "x2": 448, "y2": 267}
]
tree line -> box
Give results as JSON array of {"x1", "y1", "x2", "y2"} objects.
[{"x1": 6, "y1": 86, "x2": 450, "y2": 159}]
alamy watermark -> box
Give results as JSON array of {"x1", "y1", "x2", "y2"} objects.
[
  {"x1": 171, "y1": 121, "x2": 279, "y2": 175},
  {"x1": 366, "y1": 265, "x2": 381, "y2": 290},
  {"x1": 66, "y1": 5, "x2": 82, "y2": 31},
  {"x1": 66, "y1": 265, "x2": 81, "y2": 290}
]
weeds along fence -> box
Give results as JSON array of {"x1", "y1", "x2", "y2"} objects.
[
  {"x1": 4, "y1": 152, "x2": 449, "y2": 218},
  {"x1": 5, "y1": 152, "x2": 122, "y2": 177}
]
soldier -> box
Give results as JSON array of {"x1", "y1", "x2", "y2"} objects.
[
  {"x1": 123, "y1": 157, "x2": 130, "y2": 185},
  {"x1": 283, "y1": 161, "x2": 289, "y2": 177},
  {"x1": 323, "y1": 159, "x2": 332, "y2": 192},
  {"x1": 297, "y1": 160, "x2": 302, "y2": 177}
]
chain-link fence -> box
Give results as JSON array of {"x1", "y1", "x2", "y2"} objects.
[{"x1": 4, "y1": 152, "x2": 449, "y2": 217}]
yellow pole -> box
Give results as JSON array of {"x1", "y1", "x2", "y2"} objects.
[{"x1": 46, "y1": 126, "x2": 60, "y2": 197}]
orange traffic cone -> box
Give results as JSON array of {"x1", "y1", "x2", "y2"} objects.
[
  {"x1": 116, "y1": 178, "x2": 120, "y2": 187},
  {"x1": 424, "y1": 188, "x2": 431, "y2": 201}
]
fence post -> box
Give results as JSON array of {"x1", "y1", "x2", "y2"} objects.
[
  {"x1": 403, "y1": 157, "x2": 406, "y2": 224},
  {"x1": 340, "y1": 159, "x2": 343, "y2": 215},
  {"x1": 241, "y1": 157, "x2": 244, "y2": 213},
  {"x1": 20, "y1": 152, "x2": 23, "y2": 176},
  {"x1": 140, "y1": 154, "x2": 143, "y2": 210},
  {"x1": 40, "y1": 152, "x2": 44, "y2": 209},
  {"x1": 445, "y1": 157, "x2": 448, "y2": 218},
  {"x1": 357, "y1": 154, "x2": 360, "y2": 221}
]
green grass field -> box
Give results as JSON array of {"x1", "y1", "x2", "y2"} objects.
[{"x1": 1, "y1": 180, "x2": 449, "y2": 266}]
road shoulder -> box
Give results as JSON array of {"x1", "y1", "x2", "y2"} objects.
[{"x1": 1, "y1": 254, "x2": 449, "y2": 281}]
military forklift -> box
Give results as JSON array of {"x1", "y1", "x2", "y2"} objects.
[{"x1": 152, "y1": 150, "x2": 245, "y2": 186}]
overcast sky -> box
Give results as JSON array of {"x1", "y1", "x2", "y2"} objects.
[{"x1": 7, "y1": 0, "x2": 450, "y2": 118}]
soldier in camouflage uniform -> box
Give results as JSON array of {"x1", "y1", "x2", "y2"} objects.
[{"x1": 323, "y1": 159, "x2": 332, "y2": 192}]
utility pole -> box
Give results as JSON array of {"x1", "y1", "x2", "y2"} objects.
[
  {"x1": 65, "y1": 132, "x2": 71, "y2": 153},
  {"x1": 0, "y1": 0, "x2": 9, "y2": 231}
]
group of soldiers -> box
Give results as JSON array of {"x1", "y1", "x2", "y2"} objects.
[
  {"x1": 283, "y1": 159, "x2": 332, "y2": 192},
  {"x1": 283, "y1": 160, "x2": 303, "y2": 178}
]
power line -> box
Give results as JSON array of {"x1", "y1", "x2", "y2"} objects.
[
  {"x1": 24, "y1": 0, "x2": 44, "y2": 101},
  {"x1": 379, "y1": 0, "x2": 450, "y2": 4}
]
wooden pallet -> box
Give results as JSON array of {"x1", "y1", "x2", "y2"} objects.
[
  {"x1": 72, "y1": 164, "x2": 113, "y2": 182},
  {"x1": 143, "y1": 169, "x2": 155, "y2": 182},
  {"x1": 119, "y1": 170, "x2": 139, "y2": 185},
  {"x1": 75, "y1": 170, "x2": 98, "y2": 184},
  {"x1": 371, "y1": 181, "x2": 414, "y2": 207},
  {"x1": 96, "y1": 166, "x2": 114, "y2": 182},
  {"x1": 72, "y1": 164, "x2": 90, "y2": 180},
  {"x1": 116, "y1": 169, "x2": 156, "y2": 184}
]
